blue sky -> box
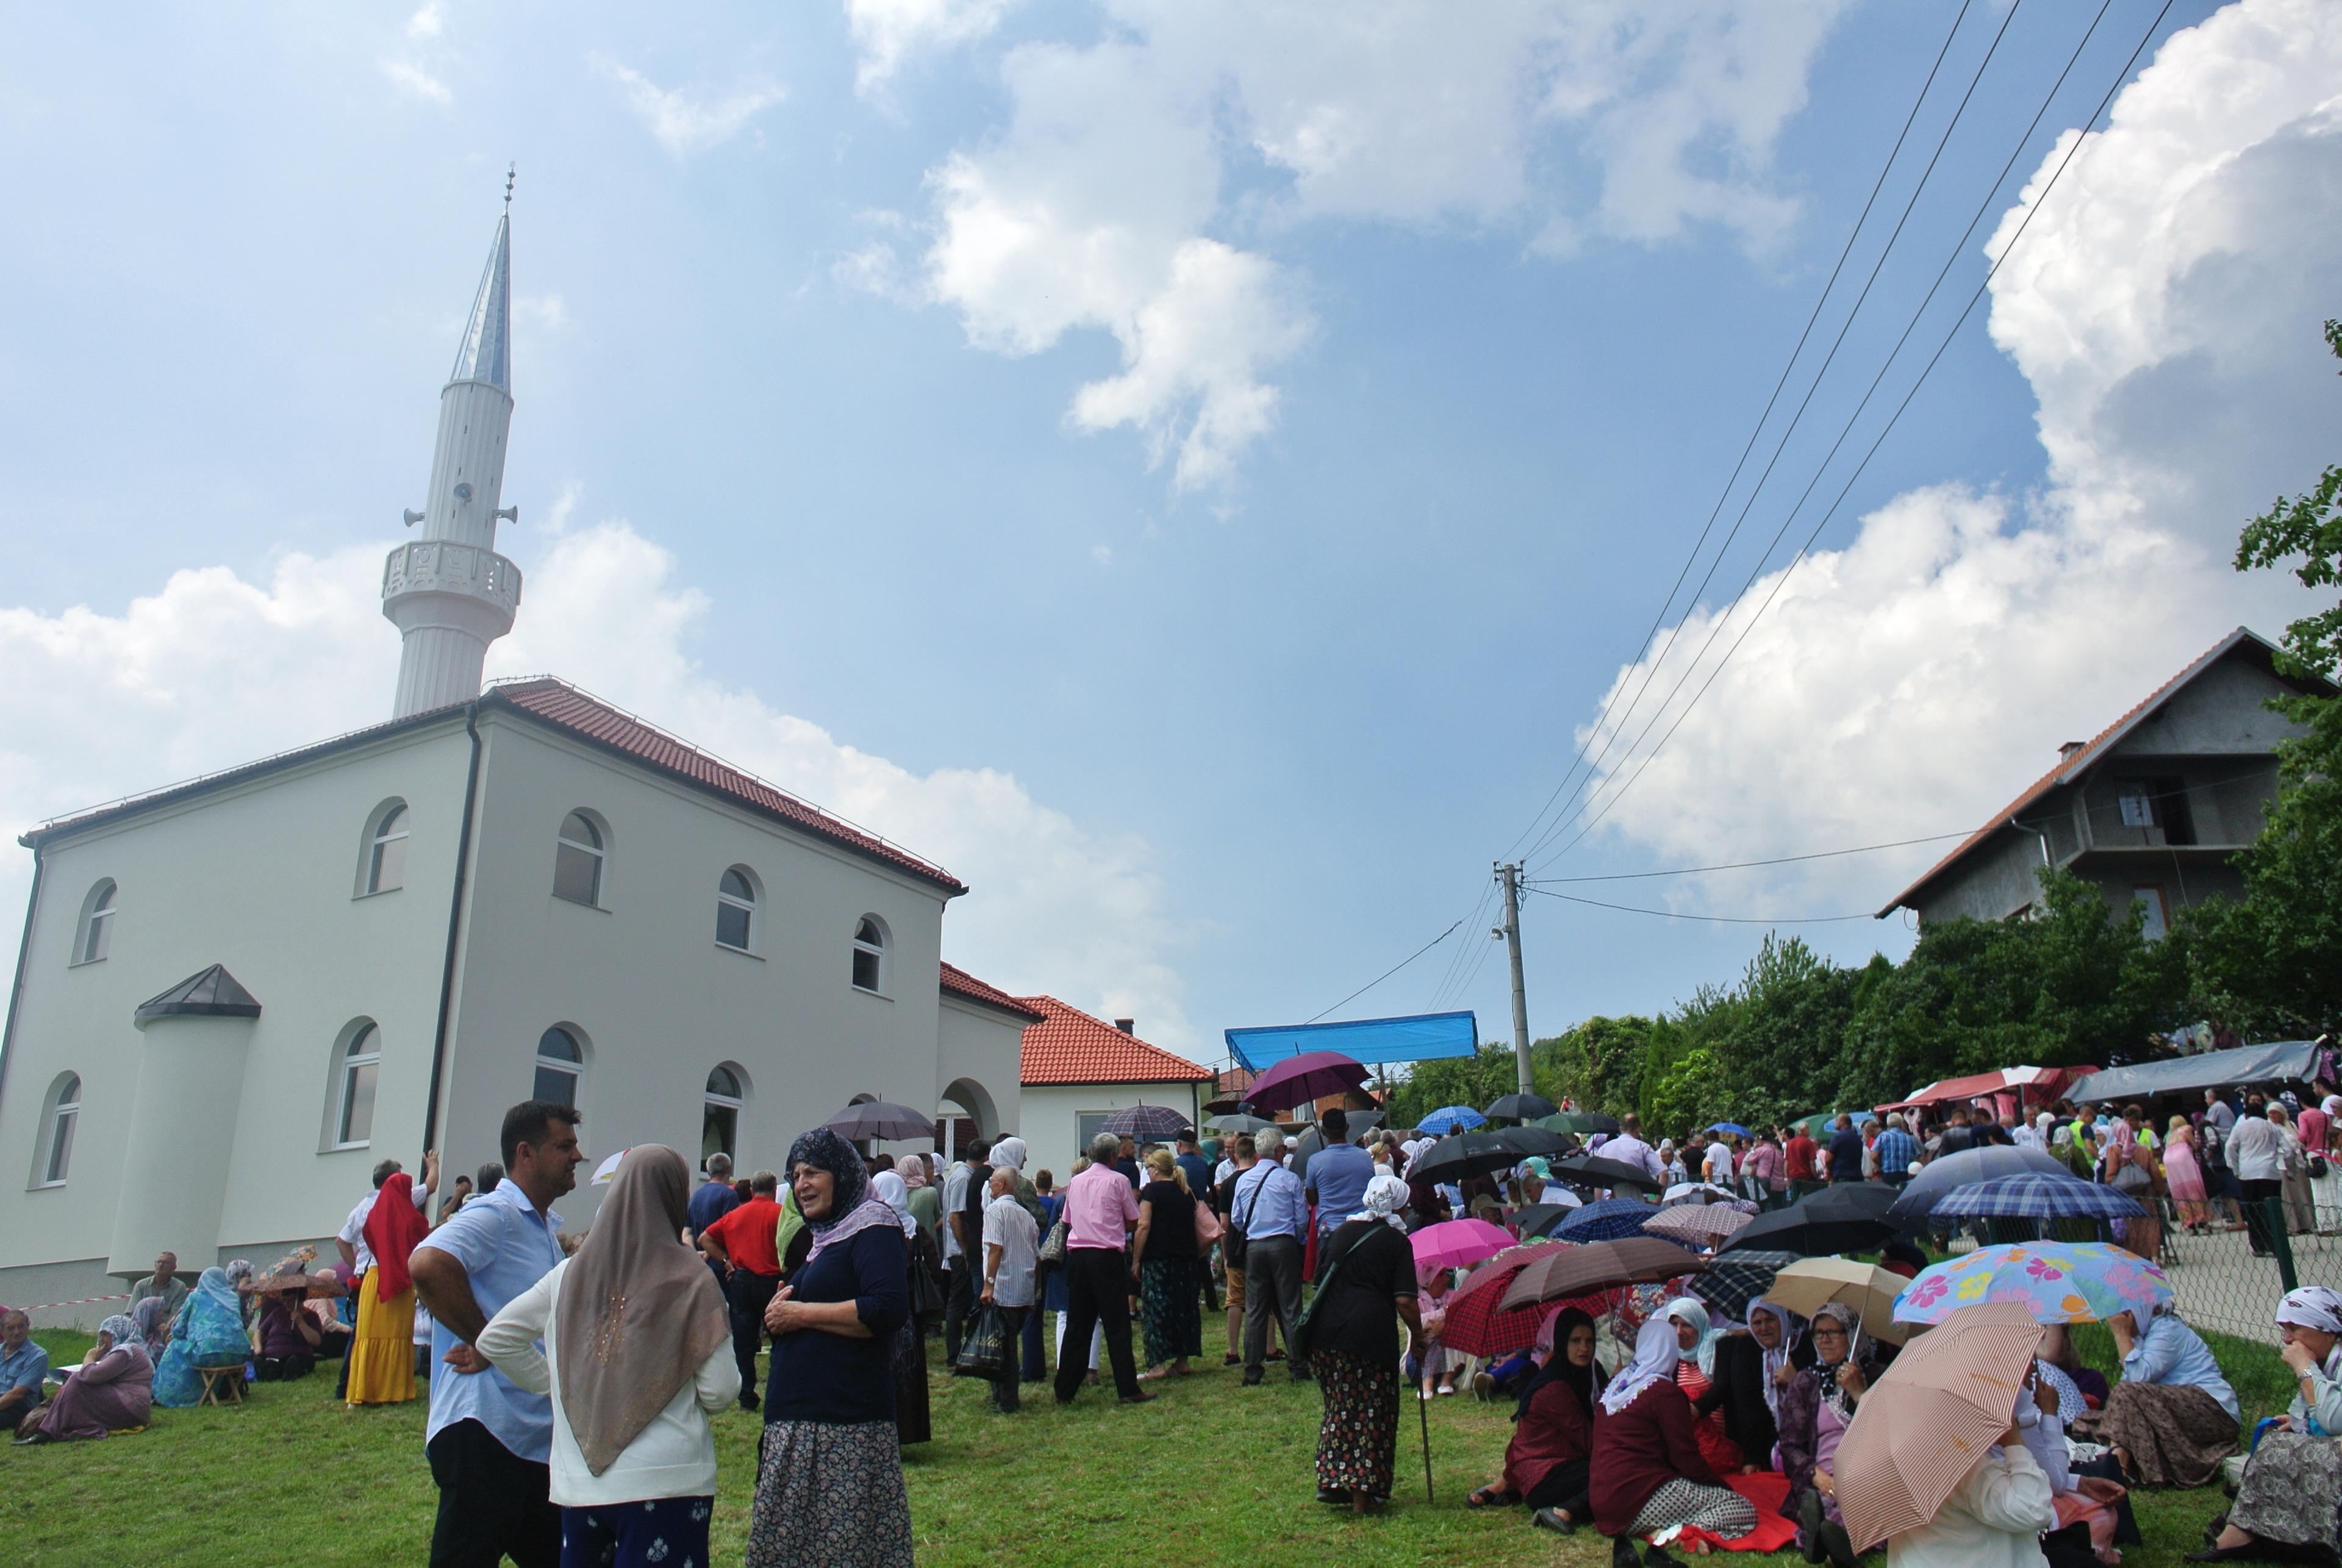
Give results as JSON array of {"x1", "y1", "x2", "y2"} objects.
[{"x1": 5, "y1": 0, "x2": 2339, "y2": 1067}]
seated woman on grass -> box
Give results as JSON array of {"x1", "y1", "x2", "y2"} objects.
[
  {"x1": 13, "y1": 1314, "x2": 151, "y2": 1444},
  {"x1": 255, "y1": 1280, "x2": 323, "y2": 1381},
  {"x1": 1591, "y1": 1315, "x2": 1758, "y2": 1553},
  {"x1": 1698, "y1": 1297, "x2": 1806, "y2": 1473},
  {"x1": 151, "y1": 1267, "x2": 249, "y2": 1407},
  {"x1": 1467, "y1": 1306, "x2": 1605, "y2": 1532},
  {"x1": 2191, "y1": 1287, "x2": 2342, "y2": 1563},
  {"x1": 1779, "y1": 1303, "x2": 1880, "y2": 1568},
  {"x1": 2077, "y1": 1301, "x2": 2238, "y2": 1489}
]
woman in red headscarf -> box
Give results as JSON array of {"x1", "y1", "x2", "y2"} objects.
[{"x1": 347, "y1": 1169, "x2": 434, "y2": 1405}]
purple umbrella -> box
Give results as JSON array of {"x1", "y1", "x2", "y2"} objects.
[{"x1": 1241, "y1": 1050, "x2": 1369, "y2": 1113}]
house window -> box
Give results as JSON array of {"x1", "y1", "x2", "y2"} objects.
[
  {"x1": 335, "y1": 1023, "x2": 382, "y2": 1147},
  {"x1": 535, "y1": 1026, "x2": 584, "y2": 1104},
  {"x1": 852, "y1": 916, "x2": 887, "y2": 994},
  {"x1": 37, "y1": 1073, "x2": 81, "y2": 1186},
  {"x1": 703, "y1": 1064, "x2": 745, "y2": 1166},
  {"x1": 75, "y1": 880, "x2": 116, "y2": 965},
  {"x1": 553, "y1": 812, "x2": 604, "y2": 906},
  {"x1": 367, "y1": 804, "x2": 410, "y2": 894},
  {"x1": 2116, "y1": 786, "x2": 2155, "y2": 829},
  {"x1": 717, "y1": 868, "x2": 756, "y2": 952},
  {"x1": 2133, "y1": 886, "x2": 2169, "y2": 942}
]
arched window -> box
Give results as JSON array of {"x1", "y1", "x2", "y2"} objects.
[
  {"x1": 553, "y1": 812, "x2": 604, "y2": 906},
  {"x1": 366, "y1": 803, "x2": 410, "y2": 895},
  {"x1": 703, "y1": 1064, "x2": 745, "y2": 1165},
  {"x1": 334, "y1": 1023, "x2": 382, "y2": 1147},
  {"x1": 851, "y1": 915, "x2": 887, "y2": 994},
  {"x1": 716, "y1": 868, "x2": 756, "y2": 952},
  {"x1": 535, "y1": 1026, "x2": 584, "y2": 1104},
  {"x1": 35, "y1": 1073, "x2": 80, "y2": 1186},
  {"x1": 74, "y1": 880, "x2": 116, "y2": 965}
]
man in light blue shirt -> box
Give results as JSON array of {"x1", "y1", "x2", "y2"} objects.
[
  {"x1": 1304, "y1": 1108, "x2": 1375, "y2": 1237},
  {"x1": 1232, "y1": 1129, "x2": 1309, "y2": 1387},
  {"x1": 411, "y1": 1100, "x2": 584, "y2": 1568},
  {"x1": 0, "y1": 1309, "x2": 49, "y2": 1435}
]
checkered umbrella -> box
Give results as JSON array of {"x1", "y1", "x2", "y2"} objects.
[
  {"x1": 1689, "y1": 1250, "x2": 1802, "y2": 1319},
  {"x1": 1642, "y1": 1203, "x2": 1752, "y2": 1247},
  {"x1": 1440, "y1": 1241, "x2": 1568, "y2": 1357},
  {"x1": 1924, "y1": 1172, "x2": 2144, "y2": 1222},
  {"x1": 1552, "y1": 1196, "x2": 1660, "y2": 1244},
  {"x1": 1098, "y1": 1103, "x2": 1192, "y2": 1139}
]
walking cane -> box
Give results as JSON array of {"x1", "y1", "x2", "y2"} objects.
[{"x1": 1417, "y1": 1375, "x2": 1435, "y2": 1503}]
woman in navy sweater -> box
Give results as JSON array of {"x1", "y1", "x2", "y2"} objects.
[{"x1": 747, "y1": 1128, "x2": 913, "y2": 1568}]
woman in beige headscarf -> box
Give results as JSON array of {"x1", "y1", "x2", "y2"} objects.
[{"x1": 477, "y1": 1145, "x2": 737, "y2": 1568}]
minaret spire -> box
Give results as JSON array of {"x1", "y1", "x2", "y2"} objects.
[{"x1": 382, "y1": 184, "x2": 525, "y2": 720}]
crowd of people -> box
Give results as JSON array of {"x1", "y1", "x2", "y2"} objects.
[{"x1": 15, "y1": 1075, "x2": 2342, "y2": 1568}]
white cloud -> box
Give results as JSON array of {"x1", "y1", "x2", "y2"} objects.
[
  {"x1": 407, "y1": 2, "x2": 445, "y2": 40},
  {"x1": 1563, "y1": 0, "x2": 2342, "y2": 923},
  {"x1": 380, "y1": 59, "x2": 451, "y2": 104},
  {"x1": 592, "y1": 57, "x2": 785, "y2": 159},
  {"x1": 887, "y1": 1, "x2": 1850, "y2": 489},
  {"x1": 1090, "y1": 544, "x2": 1112, "y2": 566},
  {"x1": 0, "y1": 524, "x2": 1193, "y2": 1048},
  {"x1": 847, "y1": 0, "x2": 1022, "y2": 91}
]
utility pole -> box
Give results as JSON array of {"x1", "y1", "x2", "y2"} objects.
[{"x1": 1495, "y1": 862, "x2": 1533, "y2": 1097}]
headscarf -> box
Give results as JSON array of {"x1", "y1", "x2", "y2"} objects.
[
  {"x1": 1804, "y1": 1301, "x2": 1864, "y2": 1421},
  {"x1": 95, "y1": 1313, "x2": 149, "y2": 1368},
  {"x1": 1664, "y1": 1295, "x2": 1722, "y2": 1377},
  {"x1": 223, "y1": 1259, "x2": 253, "y2": 1290},
  {"x1": 773, "y1": 1187, "x2": 807, "y2": 1273},
  {"x1": 1520, "y1": 1156, "x2": 1552, "y2": 1179},
  {"x1": 131, "y1": 1294, "x2": 171, "y2": 1356},
  {"x1": 362, "y1": 1172, "x2": 432, "y2": 1301},
  {"x1": 872, "y1": 1171, "x2": 919, "y2": 1237},
  {"x1": 2277, "y1": 1286, "x2": 2342, "y2": 1337},
  {"x1": 550, "y1": 1145, "x2": 731, "y2": 1477},
  {"x1": 1747, "y1": 1297, "x2": 1806, "y2": 1420},
  {"x1": 1516, "y1": 1306, "x2": 1603, "y2": 1421},
  {"x1": 897, "y1": 1155, "x2": 929, "y2": 1190},
  {"x1": 990, "y1": 1136, "x2": 1028, "y2": 1173},
  {"x1": 190, "y1": 1265, "x2": 240, "y2": 1331},
  {"x1": 1350, "y1": 1172, "x2": 1410, "y2": 1231},
  {"x1": 786, "y1": 1127, "x2": 900, "y2": 1267},
  {"x1": 1601, "y1": 1313, "x2": 1681, "y2": 1415}
]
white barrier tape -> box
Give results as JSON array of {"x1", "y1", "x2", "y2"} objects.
[{"x1": 14, "y1": 1292, "x2": 132, "y2": 1313}]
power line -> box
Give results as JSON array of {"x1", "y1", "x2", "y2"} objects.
[
  {"x1": 1533, "y1": 0, "x2": 2158, "y2": 873},
  {"x1": 1526, "y1": 829, "x2": 1977, "y2": 883},
  {"x1": 1499, "y1": 0, "x2": 1981, "y2": 864},
  {"x1": 1306, "y1": 918, "x2": 1463, "y2": 1024},
  {"x1": 1524, "y1": 885, "x2": 1876, "y2": 925}
]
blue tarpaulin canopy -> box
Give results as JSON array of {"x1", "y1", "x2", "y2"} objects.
[
  {"x1": 1225, "y1": 1011, "x2": 1479, "y2": 1072},
  {"x1": 2074, "y1": 1039, "x2": 2322, "y2": 1104}
]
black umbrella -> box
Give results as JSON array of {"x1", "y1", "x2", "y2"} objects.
[
  {"x1": 1508, "y1": 1201, "x2": 1578, "y2": 1239},
  {"x1": 1406, "y1": 1131, "x2": 1533, "y2": 1185},
  {"x1": 1886, "y1": 1144, "x2": 2069, "y2": 1220},
  {"x1": 1540, "y1": 1111, "x2": 1621, "y2": 1136},
  {"x1": 1545, "y1": 1153, "x2": 1664, "y2": 1194},
  {"x1": 823, "y1": 1101, "x2": 937, "y2": 1141},
  {"x1": 1721, "y1": 1183, "x2": 1916, "y2": 1257},
  {"x1": 1492, "y1": 1126, "x2": 1575, "y2": 1159},
  {"x1": 1484, "y1": 1092, "x2": 1560, "y2": 1122}
]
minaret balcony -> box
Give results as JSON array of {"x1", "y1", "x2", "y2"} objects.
[{"x1": 381, "y1": 540, "x2": 523, "y2": 617}]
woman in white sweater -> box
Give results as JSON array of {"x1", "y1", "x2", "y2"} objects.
[{"x1": 478, "y1": 1144, "x2": 738, "y2": 1568}]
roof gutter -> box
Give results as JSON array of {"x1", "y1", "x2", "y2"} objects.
[
  {"x1": 0, "y1": 844, "x2": 46, "y2": 1130},
  {"x1": 421, "y1": 700, "x2": 486, "y2": 1155}
]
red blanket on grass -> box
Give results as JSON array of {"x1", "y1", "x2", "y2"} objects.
[{"x1": 1647, "y1": 1472, "x2": 1797, "y2": 1555}]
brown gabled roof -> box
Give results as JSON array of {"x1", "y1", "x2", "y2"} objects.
[
  {"x1": 939, "y1": 961, "x2": 1045, "y2": 1023},
  {"x1": 25, "y1": 677, "x2": 965, "y2": 894},
  {"x1": 1877, "y1": 628, "x2": 2320, "y2": 917},
  {"x1": 1019, "y1": 996, "x2": 1212, "y2": 1087}
]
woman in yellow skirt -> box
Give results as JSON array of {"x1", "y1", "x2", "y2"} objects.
[{"x1": 348, "y1": 1169, "x2": 431, "y2": 1405}]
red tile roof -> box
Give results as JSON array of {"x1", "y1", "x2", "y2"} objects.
[
  {"x1": 939, "y1": 961, "x2": 1045, "y2": 1022},
  {"x1": 1019, "y1": 996, "x2": 1211, "y2": 1087}
]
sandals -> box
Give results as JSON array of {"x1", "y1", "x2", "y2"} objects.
[{"x1": 1466, "y1": 1485, "x2": 1514, "y2": 1508}]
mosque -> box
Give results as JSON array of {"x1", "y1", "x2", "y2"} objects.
[{"x1": 0, "y1": 201, "x2": 1055, "y2": 1320}]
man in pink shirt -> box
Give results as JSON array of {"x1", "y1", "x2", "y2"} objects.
[{"x1": 1051, "y1": 1133, "x2": 1149, "y2": 1406}]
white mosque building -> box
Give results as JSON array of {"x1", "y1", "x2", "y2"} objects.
[{"x1": 0, "y1": 204, "x2": 1040, "y2": 1321}]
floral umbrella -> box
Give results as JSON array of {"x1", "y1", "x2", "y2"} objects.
[{"x1": 1891, "y1": 1240, "x2": 2174, "y2": 1326}]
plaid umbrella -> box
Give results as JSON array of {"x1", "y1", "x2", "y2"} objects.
[
  {"x1": 1689, "y1": 1249, "x2": 1802, "y2": 1319},
  {"x1": 1499, "y1": 1237, "x2": 1705, "y2": 1311},
  {"x1": 1642, "y1": 1203, "x2": 1752, "y2": 1247},
  {"x1": 1887, "y1": 1144, "x2": 2068, "y2": 1219},
  {"x1": 1553, "y1": 1196, "x2": 1660, "y2": 1244},
  {"x1": 1099, "y1": 1103, "x2": 1192, "y2": 1139},
  {"x1": 1441, "y1": 1242, "x2": 1569, "y2": 1357},
  {"x1": 1924, "y1": 1172, "x2": 2144, "y2": 1222},
  {"x1": 1419, "y1": 1104, "x2": 1487, "y2": 1134}
]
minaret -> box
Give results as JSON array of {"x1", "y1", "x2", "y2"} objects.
[{"x1": 383, "y1": 178, "x2": 523, "y2": 719}]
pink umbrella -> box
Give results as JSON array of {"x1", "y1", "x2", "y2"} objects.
[
  {"x1": 1409, "y1": 1218, "x2": 1514, "y2": 1274},
  {"x1": 1241, "y1": 1050, "x2": 1369, "y2": 1112}
]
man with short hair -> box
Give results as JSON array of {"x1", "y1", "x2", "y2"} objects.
[
  {"x1": 410, "y1": 1100, "x2": 584, "y2": 1568},
  {"x1": 1935, "y1": 1105, "x2": 1977, "y2": 1158},
  {"x1": 0, "y1": 1310, "x2": 47, "y2": 1435},
  {"x1": 699, "y1": 1170, "x2": 785, "y2": 1411},
  {"x1": 1053, "y1": 1133, "x2": 1147, "y2": 1406},
  {"x1": 1597, "y1": 1113, "x2": 1664, "y2": 1184},
  {"x1": 688, "y1": 1152, "x2": 740, "y2": 1294},
  {"x1": 124, "y1": 1251, "x2": 188, "y2": 1329},
  {"x1": 947, "y1": 1138, "x2": 994, "y2": 1361},
  {"x1": 1874, "y1": 1114, "x2": 1920, "y2": 1186},
  {"x1": 979, "y1": 1166, "x2": 1039, "y2": 1413},
  {"x1": 2227, "y1": 1101, "x2": 2286, "y2": 1257},
  {"x1": 1233, "y1": 1126, "x2": 1309, "y2": 1386},
  {"x1": 437, "y1": 1174, "x2": 476, "y2": 1223},
  {"x1": 474, "y1": 1161, "x2": 505, "y2": 1195},
  {"x1": 1174, "y1": 1129, "x2": 1212, "y2": 1201},
  {"x1": 1305, "y1": 1108, "x2": 1373, "y2": 1237},
  {"x1": 1702, "y1": 1133, "x2": 1735, "y2": 1190},
  {"x1": 1783, "y1": 1122, "x2": 1819, "y2": 1198},
  {"x1": 1827, "y1": 1114, "x2": 1865, "y2": 1183},
  {"x1": 1115, "y1": 1136, "x2": 1142, "y2": 1188},
  {"x1": 939, "y1": 1149, "x2": 971, "y2": 1356}
]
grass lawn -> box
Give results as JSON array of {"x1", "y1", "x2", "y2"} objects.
[{"x1": 1, "y1": 1323, "x2": 2288, "y2": 1567}]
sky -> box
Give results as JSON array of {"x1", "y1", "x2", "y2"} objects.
[{"x1": 3, "y1": 0, "x2": 2340, "y2": 1074}]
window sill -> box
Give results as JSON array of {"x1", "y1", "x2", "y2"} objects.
[
  {"x1": 551, "y1": 895, "x2": 611, "y2": 914},
  {"x1": 353, "y1": 886, "x2": 403, "y2": 901},
  {"x1": 29, "y1": 1180, "x2": 65, "y2": 1191},
  {"x1": 66, "y1": 956, "x2": 106, "y2": 969},
  {"x1": 852, "y1": 986, "x2": 892, "y2": 1003},
  {"x1": 326, "y1": 1140, "x2": 372, "y2": 1153},
  {"x1": 716, "y1": 943, "x2": 764, "y2": 961}
]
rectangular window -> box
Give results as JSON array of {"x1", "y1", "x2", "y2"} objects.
[
  {"x1": 1075, "y1": 1112, "x2": 1116, "y2": 1161},
  {"x1": 2118, "y1": 788, "x2": 2155, "y2": 828},
  {"x1": 2133, "y1": 886, "x2": 2169, "y2": 942},
  {"x1": 2153, "y1": 776, "x2": 2197, "y2": 845},
  {"x1": 852, "y1": 949, "x2": 881, "y2": 992},
  {"x1": 370, "y1": 834, "x2": 407, "y2": 893},
  {"x1": 339, "y1": 1061, "x2": 379, "y2": 1145},
  {"x1": 702, "y1": 1104, "x2": 737, "y2": 1165},
  {"x1": 717, "y1": 903, "x2": 751, "y2": 950},
  {"x1": 534, "y1": 1063, "x2": 579, "y2": 1104},
  {"x1": 553, "y1": 844, "x2": 600, "y2": 906},
  {"x1": 44, "y1": 1109, "x2": 76, "y2": 1184}
]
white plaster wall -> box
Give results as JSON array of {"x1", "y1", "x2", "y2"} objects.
[
  {"x1": 1017, "y1": 1080, "x2": 1207, "y2": 1175},
  {"x1": 937, "y1": 995, "x2": 1024, "y2": 1140},
  {"x1": 0, "y1": 718, "x2": 474, "y2": 1273}
]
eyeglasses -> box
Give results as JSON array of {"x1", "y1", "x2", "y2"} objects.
[{"x1": 1811, "y1": 1326, "x2": 1849, "y2": 1339}]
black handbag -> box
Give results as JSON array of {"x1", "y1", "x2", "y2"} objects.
[
  {"x1": 1289, "y1": 1226, "x2": 1359, "y2": 1364},
  {"x1": 908, "y1": 1230, "x2": 945, "y2": 1318},
  {"x1": 1225, "y1": 1172, "x2": 1267, "y2": 1269},
  {"x1": 951, "y1": 1303, "x2": 1014, "y2": 1379}
]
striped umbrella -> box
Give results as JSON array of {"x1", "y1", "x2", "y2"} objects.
[
  {"x1": 1924, "y1": 1172, "x2": 2144, "y2": 1222},
  {"x1": 1553, "y1": 1196, "x2": 1660, "y2": 1244},
  {"x1": 1835, "y1": 1302, "x2": 2045, "y2": 1550},
  {"x1": 1689, "y1": 1250, "x2": 1802, "y2": 1319},
  {"x1": 1642, "y1": 1203, "x2": 1752, "y2": 1247}
]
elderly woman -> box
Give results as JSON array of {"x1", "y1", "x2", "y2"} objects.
[
  {"x1": 748, "y1": 1128, "x2": 914, "y2": 1568},
  {"x1": 1663, "y1": 1298, "x2": 1744, "y2": 1475},
  {"x1": 1592, "y1": 1315, "x2": 1760, "y2": 1545},
  {"x1": 13, "y1": 1314, "x2": 151, "y2": 1444},
  {"x1": 2078, "y1": 1302, "x2": 2238, "y2": 1489},
  {"x1": 1706, "y1": 1297, "x2": 1806, "y2": 1471},
  {"x1": 129, "y1": 1294, "x2": 173, "y2": 1362},
  {"x1": 2191, "y1": 1287, "x2": 2342, "y2": 1562},
  {"x1": 1306, "y1": 1172, "x2": 1423, "y2": 1513},
  {"x1": 1779, "y1": 1302, "x2": 1880, "y2": 1565},
  {"x1": 1469, "y1": 1306, "x2": 1605, "y2": 1531},
  {"x1": 477, "y1": 1145, "x2": 736, "y2": 1568},
  {"x1": 254, "y1": 1279, "x2": 323, "y2": 1381},
  {"x1": 1134, "y1": 1148, "x2": 1202, "y2": 1380},
  {"x1": 152, "y1": 1267, "x2": 251, "y2": 1407}
]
